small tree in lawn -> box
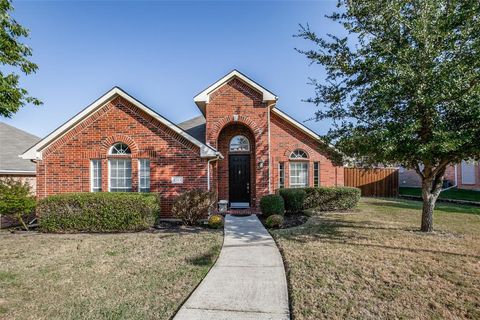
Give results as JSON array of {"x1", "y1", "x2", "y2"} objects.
[
  {"x1": 296, "y1": 0, "x2": 480, "y2": 232},
  {"x1": 0, "y1": 178, "x2": 36, "y2": 230}
]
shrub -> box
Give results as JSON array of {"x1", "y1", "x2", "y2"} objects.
[
  {"x1": 0, "y1": 178, "x2": 36, "y2": 230},
  {"x1": 303, "y1": 187, "x2": 361, "y2": 211},
  {"x1": 278, "y1": 188, "x2": 307, "y2": 214},
  {"x1": 260, "y1": 194, "x2": 285, "y2": 218},
  {"x1": 172, "y1": 189, "x2": 216, "y2": 226},
  {"x1": 265, "y1": 214, "x2": 284, "y2": 228},
  {"x1": 208, "y1": 214, "x2": 224, "y2": 229},
  {"x1": 37, "y1": 193, "x2": 160, "y2": 233}
]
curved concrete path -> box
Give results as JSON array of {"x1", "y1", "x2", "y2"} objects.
[{"x1": 174, "y1": 215, "x2": 290, "y2": 320}]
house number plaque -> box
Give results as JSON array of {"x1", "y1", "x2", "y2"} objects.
[{"x1": 171, "y1": 176, "x2": 184, "y2": 184}]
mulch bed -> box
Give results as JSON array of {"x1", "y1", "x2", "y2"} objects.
[{"x1": 259, "y1": 213, "x2": 310, "y2": 229}]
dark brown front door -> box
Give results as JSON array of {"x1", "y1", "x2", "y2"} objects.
[{"x1": 229, "y1": 154, "x2": 251, "y2": 204}]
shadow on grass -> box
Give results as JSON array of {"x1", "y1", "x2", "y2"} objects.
[
  {"x1": 276, "y1": 214, "x2": 480, "y2": 259},
  {"x1": 186, "y1": 245, "x2": 221, "y2": 266},
  {"x1": 362, "y1": 198, "x2": 480, "y2": 215}
]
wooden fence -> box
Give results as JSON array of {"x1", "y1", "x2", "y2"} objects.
[{"x1": 344, "y1": 167, "x2": 399, "y2": 197}]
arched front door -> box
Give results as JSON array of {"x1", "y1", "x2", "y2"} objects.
[{"x1": 228, "y1": 135, "x2": 251, "y2": 208}]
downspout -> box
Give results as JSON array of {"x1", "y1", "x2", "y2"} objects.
[
  {"x1": 442, "y1": 164, "x2": 458, "y2": 192},
  {"x1": 207, "y1": 155, "x2": 220, "y2": 191},
  {"x1": 267, "y1": 101, "x2": 277, "y2": 194}
]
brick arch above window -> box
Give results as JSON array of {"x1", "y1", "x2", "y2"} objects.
[
  {"x1": 101, "y1": 134, "x2": 139, "y2": 155},
  {"x1": 209, "y1": 115, "x2": 262, "y2": 144}
]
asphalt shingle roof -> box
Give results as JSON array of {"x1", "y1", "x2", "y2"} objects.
[
  {"x1": 0, "y1": 122, "x2": 40, "y2": 173},
  {"x1": 177, "y1": 115, "x2": 206, "y2": 144}
]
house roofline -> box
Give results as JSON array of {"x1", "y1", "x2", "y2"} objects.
[
  {"x1": 271, "y1": 107, "x2": 343, "y2": 156},
  {"x1": 20, "y1": 87, "x2": 220, "y2": 160},
  {"x1": 194, "y1": 70, "x2": 278, "y2": 115}
]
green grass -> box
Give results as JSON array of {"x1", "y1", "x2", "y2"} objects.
[
  {"x1": 0, "y1": 230, "x2": 222, "y2": 320},
  {"x1": 400, "y1": 187, "x2": 480, "y2": 202},
  {"x1": 273, "y1": 198, "x2": 480, "y2": 319}
]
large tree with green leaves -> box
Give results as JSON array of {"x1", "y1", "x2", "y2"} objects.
[
  {"x1": 0, "y1": 0, "x2": 41, "y2": 117},
  {"x1": 297, "y1": 0, "x2": 480, "y2": 232}
]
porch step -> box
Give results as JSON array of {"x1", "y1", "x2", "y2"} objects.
[{"x1": 213, "y1": 208, "x2": 260, "y2": 216}]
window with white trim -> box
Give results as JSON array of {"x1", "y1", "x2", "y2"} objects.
[
  {"x1": 109, "y1": 143, "x2": 131, "y2": 155},
  {"x1": 90, "y1": 160, "x2": 102, "y2": 192},
  {"x1": 138, "y1": 159, "x2": 150, "y2": 193},
  {"x1": 290, "y1": 149, "x2": 308, "y2": 159},
  {"x1": 229, "y1": 135, "x2": 250, "y2": 152},
  {"x1": 290, "y1": 162, "x2": 308, "y2": 188},
  {"x1": 313, "y1": 162, "x2": 320, "y2": 187},
  {"x1": 109, "y1": 159, "x2": 132, "y2": 192},
  {"x1": 461, "y1": 160, "x2": 476, "y2": 184},
  {"x1": 279, "y1": 162, "x2": 285, "y2": 188}
]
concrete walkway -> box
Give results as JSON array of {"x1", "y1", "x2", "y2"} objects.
[{"x1": 174, "y1": 215, "x2": 290, "y2": 320}]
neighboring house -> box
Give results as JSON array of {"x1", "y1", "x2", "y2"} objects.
[
  {"x1": 21, "y1": 70, "x2": 344, "y2": 217},
  {"x1": 0, "y1": 122, "x2": 40, "y2": 228},
  {"x1": 399, "y1": 162, "x2": 480, "y2": 190},
  {"x1": 0, "y1": 122, "x2": 40, "y2": 191}
]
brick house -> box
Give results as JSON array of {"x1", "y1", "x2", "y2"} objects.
[
  {"x1": 21, "y1": 70, "x2": 344, "y2": 217},
  {"x1": 400, "y1": 162, "x2": 480, "y2": 191},
  {"x1": 0, "y1": 122, "x2": 40, "y2": 228}
]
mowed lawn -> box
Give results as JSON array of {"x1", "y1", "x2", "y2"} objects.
[
  {"x1": 0, "y1": 230, "x2": 222, "y2": 320},
  {"x1": 273, "y1": 198, "x2": 480, "y2": 320}
]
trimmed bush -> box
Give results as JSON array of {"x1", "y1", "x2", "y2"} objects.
[
  {"x1": 208, "y1": 214, "x2": 224, "y2": 229},
  {"x1": 260, "y1": 194, "x2": 285, "y2": 218},
  {"x1": 278, "y1": 188, "x2": 307, "y2": 214},
  {"x1": 265, "y1": 214, "x2": 284, "y2": 228},
  {"x1": 172, "y1": 189, "x2": 216, "y2": 226},
  {"x1": 38, "y1": 192, "x2": 160, "y2": 233},
  {"x1": 303, "y1": 187, "x2": 361, "y2": 211}
]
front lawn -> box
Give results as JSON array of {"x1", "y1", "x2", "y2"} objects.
[
  {"x1": 400, "y1": 187, "x2": 480, "y2": 202},
  {"x1": 0, "y1": 229, "x2": 222, "y2": 319},
  {"x1": 273, "y1": 198, "x2": 480, "y2": 319}
]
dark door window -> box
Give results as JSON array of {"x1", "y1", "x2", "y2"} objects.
[{"x1": 229, "y1": 154, "x2": 251, "y2": 203}]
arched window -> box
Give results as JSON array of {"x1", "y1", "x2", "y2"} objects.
[
  {"x1": 229, "y1": 135, "x2": 250, "y2": 152},
  {"x1": 108, "y1": 143, "x2": 132, "y2": 192},
  {"x1": 109, "y1": 143, "x2": 131, "y2": 155},
  {"x1": 290, "y1": 149, "x2": 308, "y2": 159}
]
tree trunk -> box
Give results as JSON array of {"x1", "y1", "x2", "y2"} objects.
[{"x1": 420, "y1": 171, "x2": 444, "y2": 232}]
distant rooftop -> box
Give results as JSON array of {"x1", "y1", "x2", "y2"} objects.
[{"x1": 0, "y1": 122, "x2": 40, "y2": 173}]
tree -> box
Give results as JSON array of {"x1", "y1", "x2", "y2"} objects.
[
  {"x1": 0, "y1": 178, "x2": 36, "y2": 230},
  {"x1": 296, "y1": 0, "x2": 480, "y2": 232},
  {"x1": 0, "y1": 0, "x2": 41, "y2": 118}
]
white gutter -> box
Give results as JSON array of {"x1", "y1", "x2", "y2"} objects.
[{"x1": 0, "y1": 170, "x2": 36, "y2": 175}]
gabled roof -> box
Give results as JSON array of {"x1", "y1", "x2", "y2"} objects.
[
  {"x1": 20, "y1": 87, "x2": 220, "y2": 160},
  {"x1": 0, "y1": 122, "x2": 40, "y2": 174},
  {"x1": 271, "y1": 107, "x2": 343, "y2": 157},
  {"x1": 194, "y1": 70, "x2": 278, "y2": 114}
]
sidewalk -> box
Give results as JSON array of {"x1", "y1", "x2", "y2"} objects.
[{"x1": 174, "y1": 215, "x2": 290, "y2": 320}]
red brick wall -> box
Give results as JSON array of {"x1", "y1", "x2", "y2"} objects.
[
  {"x1": 204, "y1": 77, "x2": 343, "y2": 207},
  {"x1": 270, "y1": 112, "x2": 343, "y2": 190},
  {"x1": 205, "y1": 78, "x2": 270, "y2": 207},
  {"x1": 36, "y1": 96, "x2": 208, "y2": 217},
  {"x1": 457, "y1": 161, "x2": 480, "y2": 190}
]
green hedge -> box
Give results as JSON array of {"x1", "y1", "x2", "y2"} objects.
[
  {"x1": 303, "y1": 187, "x2": 360, "y2": 211},
  {"x1": 278, "y1": 188, "x2": 306, "y2": 214},
  {"x1": 260, "y1": 194, "x2": 285, "y2": 217},
  {"x1": 37, "y1": 193, "x2": 160, "y2": 233}
]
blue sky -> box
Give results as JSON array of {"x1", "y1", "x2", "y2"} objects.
[{"x1": 3, "y1": 0, "x2": 344, "y2": 138}]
